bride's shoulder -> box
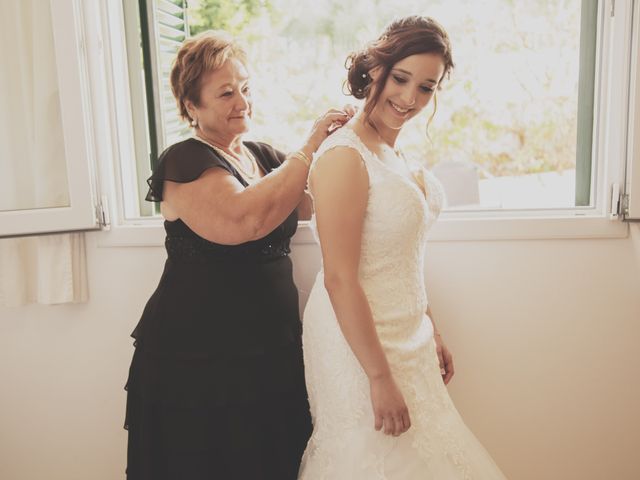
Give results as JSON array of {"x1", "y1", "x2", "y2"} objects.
[
  {"x1": 310, "y1": 129, "x2": 368, "y2": 180},
  {"x1": 314, "y1": 127, "x2": 367, "y2": 163}
]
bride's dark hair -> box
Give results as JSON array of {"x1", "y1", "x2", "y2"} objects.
[{"x1": 346, "y1": 16, "x2": 454, "y2": 121}]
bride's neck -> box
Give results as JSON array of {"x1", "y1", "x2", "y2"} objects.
[{"x1": 354, "y1": 113, "x2": 399, "y2": 150}]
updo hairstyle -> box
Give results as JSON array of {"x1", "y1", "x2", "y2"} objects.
[{"x1": 345, "y1": 16, "x2": 454, "y2": 119}]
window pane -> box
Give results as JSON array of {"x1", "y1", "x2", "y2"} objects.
[{"x1": 128, "y1": 0, "x2": 595, "y2": 217}]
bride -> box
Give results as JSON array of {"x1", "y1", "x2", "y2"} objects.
[{"x1": 299, "y1": 16, "x2": 507, "y2": 479}]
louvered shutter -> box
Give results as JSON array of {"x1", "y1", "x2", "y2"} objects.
[{"x1": 140, "y1": 0, "x2": 191, "y2": 169}]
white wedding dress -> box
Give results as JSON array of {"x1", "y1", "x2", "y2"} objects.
[{"x1": 299, "y1": 128, "x2": 507, "y2": 479}]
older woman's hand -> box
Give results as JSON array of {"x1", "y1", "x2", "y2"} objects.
[
  {"x1": 342, "y1": 103, "x2": 358, "y2": 118},
  {"x1": 301, "y1": 108, "x2": 354, "y2": 158}
]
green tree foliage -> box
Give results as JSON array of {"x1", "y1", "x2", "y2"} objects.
[
  {"x1": 189, "y1": 0, "x2": 268, "y2": 36},
  {"x1": 186, "y1": 0, "x2": 583, "y2": 181}
]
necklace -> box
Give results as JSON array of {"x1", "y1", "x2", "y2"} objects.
[
  {"x1": 364, "y1": 118, "x2": 402, "y2": 157},
  {"x1": 193, "y1": 134, "x2": 259, "y2": 180}
]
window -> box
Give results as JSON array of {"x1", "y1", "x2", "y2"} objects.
[
  {"x1": 98, "y1": 0, "x2": 634, "y2": 243},
  {"x1": 122, "y1": 0, "x2": 602, "y2": 214},
  {"x1": 624, "y1": 0, "x2": 640, "y2": 221},
  {"x1": 0, "y1": 0, "x2": 102, "y2": 238}
]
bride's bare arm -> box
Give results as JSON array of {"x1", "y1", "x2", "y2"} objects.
[{"x1": 310, "y1": 146, "x2": 410, "y2": 437}]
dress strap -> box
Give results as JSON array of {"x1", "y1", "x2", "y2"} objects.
[{"x1": 313, "y1": 128, "x2": 372, "y2": 165}]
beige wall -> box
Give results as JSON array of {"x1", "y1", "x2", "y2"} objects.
[{"x1": 0, "y1": 225, "x2": 639, "y2": 480}]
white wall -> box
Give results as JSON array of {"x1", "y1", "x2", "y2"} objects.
[{"x1": 0, "y1": 224, "x2": 639, "y2": 480}]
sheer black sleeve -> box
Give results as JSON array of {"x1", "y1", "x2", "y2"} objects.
[{"x1": 145, "y1": 138, "x2": 233, "y2": 202}]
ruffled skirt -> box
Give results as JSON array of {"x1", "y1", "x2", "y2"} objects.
[
  {"x1": 124, "y1": 256, "x2": 311, "y2": 479},
  {"x1": 125, "y1": 342, "x2": 312, "y2": 480}
]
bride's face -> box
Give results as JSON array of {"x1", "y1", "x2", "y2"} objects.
[{"x1": 369, "y1": 53, "x2": 445, "y2": 131}]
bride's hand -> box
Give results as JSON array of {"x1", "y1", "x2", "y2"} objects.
[
  {"x1": 369, "y1": 374, "x2": 411, "y2": 436},
  {"x1": 435, "y1": 332, "x2": 455, "y2": 385}
]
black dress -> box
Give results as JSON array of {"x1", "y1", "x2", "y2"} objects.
[{"x1": 124, "y1": 138, "x2": 312, "y2": 480}]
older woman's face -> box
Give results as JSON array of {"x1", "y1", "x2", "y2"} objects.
[{"x1": 190, "y1": 57, "x2": 252, "y2": 140}]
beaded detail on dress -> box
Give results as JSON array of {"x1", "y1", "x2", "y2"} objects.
[{"x1": 165, "y1": 235, "x2": 291, "y2": 262}]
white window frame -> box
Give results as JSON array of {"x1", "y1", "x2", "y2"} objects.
[
  {"x1": 0, "y1": 0, "x2": 104, "y2": 238},
  {"x1": 623, "y1": 0, "x2": 640, "y2": 220},
  {"x1": 92, "y1": 0, "x2": 633, "y2": 247}
]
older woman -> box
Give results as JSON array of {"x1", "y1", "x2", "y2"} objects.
[{"x1": 123, "y1": 31, "x2": 350, "y2": 480}]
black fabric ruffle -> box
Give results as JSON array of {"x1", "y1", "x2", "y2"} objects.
[
  {"x1": 145, "y1": 138, "x2": 231, "y2": 202},
  {"x1": 145, "y1": 138, "x2": 286, "y2": 202},
  {"x1": 124, "y1": 342, "x2": 312, "y2": 480},
  {"x1": 124, "y1": 340, "x2": 307, "y2": 410},
  {"x1": 130, "y1": 254, "x2": 301, "y2": 357}
]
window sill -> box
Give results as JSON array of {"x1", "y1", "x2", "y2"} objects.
[
  {"x1": 94, "y1": 220, "x2": 165, "y2": 248},
  {"x1": 95, "y1": 212, "x2": 629, "y2": 248},
  {"x1": 426, "y1": 214, "x2": 629, "y2": 242}
]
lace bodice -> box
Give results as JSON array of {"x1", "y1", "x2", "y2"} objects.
[{"x1": 310, "y1": 127, "x2": 444, "y2": 323}]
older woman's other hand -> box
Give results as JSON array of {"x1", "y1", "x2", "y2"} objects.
[{"x1": 302, "y1": 108, "x2": 354, "y2": 157}]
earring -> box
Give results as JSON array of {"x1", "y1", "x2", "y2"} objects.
[{"x1": 190, "y1": 117, "x2": 198, "y2": 127}]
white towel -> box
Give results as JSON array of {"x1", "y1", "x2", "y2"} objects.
[{"x1": 0, "y1": 233, "x2": 88, "y2": 307}]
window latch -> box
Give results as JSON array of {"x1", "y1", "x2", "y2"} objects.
[
  {"x1": 610, "y1": 183, "x2": 620, "y2": 219},
  {"x1": 95, "y1": 195, "x2": 111, "y2": 229}
]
